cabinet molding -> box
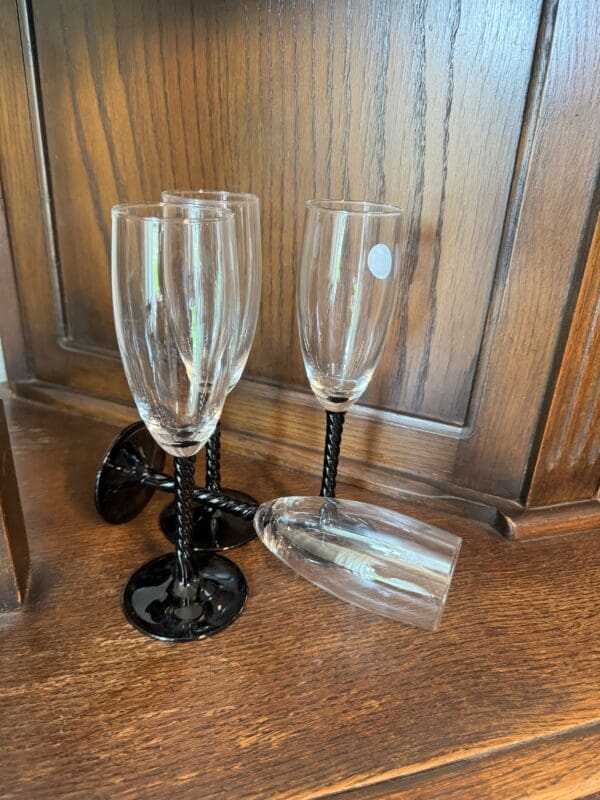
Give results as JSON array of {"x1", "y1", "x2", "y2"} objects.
[{"x1": 526, "y1": 215, "x2": 600, "y2": 507}]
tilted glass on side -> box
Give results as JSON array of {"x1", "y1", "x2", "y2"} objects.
[{"x1": 254, "y1": 496, "x2": 461, "y2": 631}]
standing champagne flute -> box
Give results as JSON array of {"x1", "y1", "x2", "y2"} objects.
[
  {"x1": 112, "y1": 202, "x2": 246, "y2": 642},
  {"x1": 297, "y1": 200, "x2": 403, "y2": 496},
  {"x1": 160, "y1": 190, "x2": 262, "y2": 552}
]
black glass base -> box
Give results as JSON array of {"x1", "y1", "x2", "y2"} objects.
[
  {"x1": 121, "y1": 552, "x2": 247, "y2": 642},
  {"x1": 95, "y1": 421, "x2": 166, "y2": 524},
  {"x1": 160, "y1": 489, "x2": 258, "y2": 552}
]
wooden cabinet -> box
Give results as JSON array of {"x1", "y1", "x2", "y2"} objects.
[{"x1": 0, "y1": 0, "x2": 598, "y2": 538}]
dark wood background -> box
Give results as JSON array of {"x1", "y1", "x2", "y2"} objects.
[
  {"x1": 0, "y1": 0, "x2": 598, "y2": 530},
  {"x1": 29, "y1": 0, "x2": 543, "y2": 427}
]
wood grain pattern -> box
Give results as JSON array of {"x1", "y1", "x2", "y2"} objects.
[
  {"x1": 29, "y1": 0, "x2": 542, "y2": 424},
  {"x1": 527, "y1": 215, "x2": 600, "y2": 506},
  {"x1": 456, "y1": 0, "x2": 600, "y2": 498},
  {"x1": 0, "y1": 0, "x2": 54, "y2": 379},
  {"x1": 15, "y1": 378, "x2": 599, "y2": 543},
  {"x1": 0, "y1": 400, "x2": 29, "y2": 609},
  {"x1": 0, "y1": 0, "x2": 127, "y2": 396},
  {"x1": 13, "y1": 377, "x2": 516, "y2": 533},
  {"x1": 500, "y1": 499, "x2": 600, "y2": 541},
  {"x1": 330, "y1": 725, "x2": 600, "y2": 800},
  {"x1": 0, "y1": 182, "x2": 28, "y2": 381},
  {"x1": 1, "y1": 397, "x2": 600, "y2": 798}
]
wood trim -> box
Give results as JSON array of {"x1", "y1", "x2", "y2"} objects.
[
  {"x1": 0, "y1": 400, "x2": 29, "y2": 609},
  {"x1": 12, "y1": 379, "x2": 137, "y2": 427},
  {"x1": 527, "y1": 214, "x2": 600, "y2": 506},
  {"x1": 455, "y1": 0, "x2": 600, "y2": 499},
  {"x1": 0, "y1": 180, "x2": 28, "y2": 381},
  {"x1": 2, "y1": 378, "x2": 524, "y2": 538},
  {"x1": 500, "y1": 499, "x2": 600, "y2": 541},
  {"x1": 321, "y1": 723, "x2": 600, "y2": 800},
  {"x1": 13, "y1": 375, "x2": 466, "y2": 482},
  {"x1": 15, "y1": 0, "x2": 66, "y2": 340},
  {"x1": 13, "y1": 378, "x2": 600, "y2": 544}
]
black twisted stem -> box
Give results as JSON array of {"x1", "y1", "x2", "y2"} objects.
[
  {"x1": 138, "y1": 469, "x2": 257, "y2": 519},
  {"x1": 320, "y1": 411, "x2": 346, "y2": 498},
  {"x1": 193, "y1": 490, "x2": 257, "y2": 520},
  {"x1": 173, "y1": 456, "x2": 196, "y2": 587},
  {"x1": 205, "y1": 422, "x2": 221, "y2": 494}
]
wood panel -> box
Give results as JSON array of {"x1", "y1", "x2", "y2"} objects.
[
  {"x1": 1, "y1": 396, "x2": 600, "y2": 798},
  {"x1": 0, "y1": 0, "x2": 128, "y2": 398},
  {"x1": 0, "y1": 400, "x2": 29, "y2": 609},
  {"x1": 0, "y1": 181, "x2": 28, "y2": 380},
  {"x1": 456, "y1": 0, "x2": 600, "y2": 499},
  {"x1": 0, "y1": 0, "x2": 53, "y2": 378},
  {"x1": 527, "y1": 214, "x2": 600, "y2": 506},
  {"x1": 29, "y1": 0, "x2": 542, "y2": 424}
]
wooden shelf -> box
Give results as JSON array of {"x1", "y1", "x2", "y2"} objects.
[{"x1": 1, "y1": 396, "x2": 599, "y2": 799}]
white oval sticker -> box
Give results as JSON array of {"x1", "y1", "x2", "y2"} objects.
[{"x1": 367, "y1": 243, "x2": 392, "y2": 280}]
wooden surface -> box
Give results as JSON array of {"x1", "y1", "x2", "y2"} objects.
[
  {"x1": 0, "y1": 0, "x2": 131, "y2": 398},
  {"x1": 333, "y1": 725, "x2": 600, "y2": 800},
  {"x1": 0, "y1": 401, "x2": 29, "y2": 610},
  {"x1": 527, "y1": 215, "x2": 600, "y2": 507},
  {"x1": 1, "y1": 396, "x2": 600, "y2": 799}
]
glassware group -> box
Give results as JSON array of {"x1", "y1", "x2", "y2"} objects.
[{"x1": 106, "y1": 193, "x2": 461, "y2": 643}]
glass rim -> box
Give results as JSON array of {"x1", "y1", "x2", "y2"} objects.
[
  {"x1": 306, "y1": 199, "x2": 403, "y2": 217},
  {"x1": 162, "y1": 190, "x2": 259, "y2": 206},
  {"x1": 112, "y1": 201, "x2": 235, "y2": 223}
]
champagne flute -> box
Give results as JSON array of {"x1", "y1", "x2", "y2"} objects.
[
  {"x1": 112, "y1": 201, "x2": 246, "y2": 642},
  {"x1": 297, "y1": 200, "x2": 403, "y2": 496},
  {"x1": 160, "y1": 190, "x2": 262, "y2": 552}
]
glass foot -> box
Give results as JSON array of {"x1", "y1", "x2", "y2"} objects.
[
  {"x1": 122, "y1": 552, "x2": 247, "y2": 642},
  {"x1": 95, "y1": 421, "x2": 166, "y2": 524},
  {"x1": 159, "y1": 489, "x2": 258, "y2": 552}
]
